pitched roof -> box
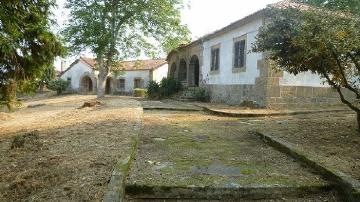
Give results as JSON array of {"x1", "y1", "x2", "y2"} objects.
[
  {"x1": 60, "y1": 57, "x2": 167, "y2": 76},
  {"x1": 117, "y1": 59, "x2": 167, "y2": 71},
  {"x1": 167, "y1": 1, "x2": 309, "y2": 60}
]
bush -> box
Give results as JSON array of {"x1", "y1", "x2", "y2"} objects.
[
  {"x1": 47, "y1": 79, "x2": 70, "y2": 95},
  {"x1": 160, "y1": 77, "x2": 183, "y2": 97},
  {"x1": 147, "y1": 81, "x2": 161, "y2": 99},
  {"x1": 193, "y1": 87, "x2": 210, "y2": 102},
  {"x1": 133, "y1": 88, "x2": 147, "y2": 97}
]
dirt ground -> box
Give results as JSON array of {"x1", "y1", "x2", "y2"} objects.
[
  {"x1": 0, "y1": 95, "x2": 142, "y2": 201},
  {"x1": 127, "y1": 110, "x2": 338, "y2": 201},
  {"x1": 261, "y1": 111, "x2": 360, "y2": 181}
]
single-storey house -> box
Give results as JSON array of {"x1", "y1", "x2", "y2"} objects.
[
  {"x1": 60, "y1": 57, "x2": 168, "y2": 94},
  {"x1": 167, "y1": 0, "x2": 353, "y2": 108}
]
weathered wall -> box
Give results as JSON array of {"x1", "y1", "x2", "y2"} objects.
[
  {"x1": 114, "y1": 70, "x2": 150, "y2": 93},
  {"x1": 280, "y1": 71, "x2": 329, "y2": 87},
  {"x1": 202, "y1": 18, "x2": 263, "y2": 86},
  {"x1": 152, "y1": 64, "x2": 168, "y2": 83},
  {"x1": 201, "y1": 18, "x2": 266, "y2": 105},
  {"x1": 60, "y1": 62, "x2": 98, "y2": 92},
  {"x1": 167, "y1": 13, "x2": 353, "y2": 108},
  {"x1": 263, "y1": 60, "x2": 351, "y2": 109},
  {"x1": 167, "y1": 42, "x2": 203, "y2": 86}
]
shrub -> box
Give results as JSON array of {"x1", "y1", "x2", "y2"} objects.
[
  {"x1": 47, "y1": 79, "x2": 70, "y2": 95},
  {"x1": 147, "y1": 81, "x2": 161, "y2": 99},
  {"x1": 240, "y1": 100, "x2": 261, "y2": 109},
  {"x1": 11, "y1": 131, "x2": 41, "y2": 150},
  {"x1": 160, "y1": 77, "x2": 183, "y2": 97},
  {"x1": 193, "y1": 87, "x2": 210, "y2": 102},
  {"x1": 133, "y1": 88, "x2": 147, "y2": 97}
]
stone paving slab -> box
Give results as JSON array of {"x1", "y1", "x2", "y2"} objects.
[{"x1": 126, "y1": 111, "x2": 336, "y2": 200}]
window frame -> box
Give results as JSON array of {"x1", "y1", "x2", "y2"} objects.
[
  {"x1": 117, "y1": 78, "x2": 125, "y2": 91},
  {"x1": 134, "y1": 78, "x2": 142, "y2": 89},
  {"x1": 232, "y1": 35, "x2": 247, "y2": 72},
  {"x1": 210, "y1": 44, "x2": 221, "y2": 73}
]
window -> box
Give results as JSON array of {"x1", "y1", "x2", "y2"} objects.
[
  {"x1": 233, "y1": 38, "x2": 246, "y2": 69},
  {"x1": 67, "y1": 77, "x2": 71, "y2": 82},
  {"x1": 117, "y1": 79, "x2": 125, "y2": 90},
  {"x1": 211, "y1": 46, "x2": 220, "y2": 71},
  {"x1": 134, "y1": 78, "x2": 142, "y2": 89}
]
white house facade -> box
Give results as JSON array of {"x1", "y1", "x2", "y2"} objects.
[
  {"x1": 60, "y1": 57, "x2": 168, "y2": 95},
  {"x1": 167, "y1": 1, "x2": 350, "y2": 108}
]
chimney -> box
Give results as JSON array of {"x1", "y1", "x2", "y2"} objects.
[{"x1": 61, "y1": 59, "x2": 65, "y2": 72}]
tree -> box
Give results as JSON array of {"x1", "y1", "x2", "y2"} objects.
[
  {"x1": 63, "y1": 0, "x2": 190, "y2": 98},
  {"x1": 47, "y1": 78, "x2": 70, "y2": 95},
  {"x1": 0, "y1": 0, "x2": 64, "y2": 109},
  {"x1": 297, "y1": 0, "x2": 360, "y2": 15},
  {"x1": 38, "y1": 65, "x2": 56, "y2": 93},
  {"x1": 252, "y1": 4, "x2": 360, "y2": 132}
]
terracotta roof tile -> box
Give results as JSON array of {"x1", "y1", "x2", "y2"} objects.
[{"x1": 79, "y1": 57, "x2": 167, "y2": 71}]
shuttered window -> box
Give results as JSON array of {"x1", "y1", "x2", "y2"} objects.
[
  {"x1": 117, "y1": 79, "x2": 125, "y2": 90},
  {"x1": 234, "y1": 39, "x2": 246, "y2": 68},
  {"x1": 211, "y1": 48, "x2": 220, "y2": 71},
  {"x1": 134, "y1": 78, "x2": 142, "y2": 88}
]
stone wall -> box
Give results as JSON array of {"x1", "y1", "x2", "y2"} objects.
[
  {"x1": 266, "y1": 86, "x2": 354, "y2": 109},
  {"x1": 205, "y1": 84, "x2": 257, "y2": 105},
  {"x1": 263, "y1": 58, "x2": 354, "y2": 109},
  {"x1": 203, "y1": 54, "x2": 354, "y2": 109}
]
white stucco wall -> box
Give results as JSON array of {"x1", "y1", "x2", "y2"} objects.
[
  {"x1": 152, "y1": 64, "x2": 168, "y2": 83},
  {"x1": 115, "y1": 70, "x2": 150, "y2": 92},
  {"x1": 60, "y1": 62, "x2": 96, "y2": 91},
  {"x1": 280, "y1": 71, "x2": 329, "y2": 87},
  {"x1": 202, "y1": 18, "x2": 264, "y2": 85}
]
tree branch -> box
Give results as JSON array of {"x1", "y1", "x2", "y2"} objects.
[
  {"x1": 331, "y1": 48, "x2": 360, "y2": 99},
  {"x1": 322, "y1": 71, "x2": 360, "y2": 113},
  {"x1": 348, "y1": 52, "x2": 360, "y2": 74}
]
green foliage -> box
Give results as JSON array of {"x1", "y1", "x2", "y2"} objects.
[
  {"x1": 147, "y1": 80, "x2": 161, "y2": 99},
  {"x1": 296, "y1": 0, "x2": 360, "y2": 15},
  {"x1": 38, "y1": 66, "x2": 56, "y2": 90},
  {"x1": 146, "y1": 78, "x2": 183, "y2": 99},
  {"x1": 133, "y1": 88, "x2": 147, "y2": 97},
  {"x1": 193, "y1": 87, "x2": 210, "y2": 102},
  {"x1": 252, "y1": 4, "x2": 360, "y2": 130},
  {"x1": 47, "y1": 79, "x2": 70, "y2": 95},
  {"x1": 0, "y1": 0, "x2": 65, "y2": 109},
  {"x1": 160, "y1": 77, "x2": 183, "y2": 97},
  {"x1": 63, "y1": 0, "x2": 190, "y2": 97}
]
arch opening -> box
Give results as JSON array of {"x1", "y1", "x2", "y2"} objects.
[
  {"x1": 178, "y1": 59, "x2": 187, "y2": 82},
  {"x1": 190, "y1": 55, "x2": 200, "y2": 87},
  {"x1": 170, "y1": 63, "x2": 177, "y2": 78},
  {"x1": 80, "y1": 75, "x2": 93, "y2": 93}
]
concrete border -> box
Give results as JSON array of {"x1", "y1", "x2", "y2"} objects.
[
  {"x1": 200, "y1": 106, "x2": 350, "y2": 118},
  {"x1": 125, "y1": 184, "x2": 333, "y2": 200},
  {"x1": 143, "y1": 107, "x2": 201, "y2": 112},
  {"x1": 254, "y1": 132, "x2": 360, "y2": 202},
  {"x1": 103, "y1": 107, "x2": 142, "y2": 202}
]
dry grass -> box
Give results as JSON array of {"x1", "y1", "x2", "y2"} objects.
[
  {"x1": 0, "y1": 95, "x2": 142, "y2": 201},
  {"x1": 262, "y1": 111, "x2": 360, "y2": 181}
]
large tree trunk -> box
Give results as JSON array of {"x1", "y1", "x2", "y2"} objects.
[
  {"x1": 97, "y1": 68, "x2": 108, "y2": 98},
  {"x1": 357, "y1": 111, "x2": 360, "y2": 134}
]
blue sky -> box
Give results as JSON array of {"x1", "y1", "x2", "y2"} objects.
[{"x1": 54, "y1": 0, "x2": 281, "y2": 69}]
